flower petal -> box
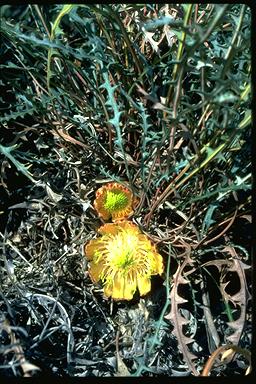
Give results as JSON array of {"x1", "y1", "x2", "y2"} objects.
[
  {"x1": 137, "y1": 275, "x2": 151, "y2": 296},
  {"x1": 117, "y1": 221, "x2": 140, "y2": 233},
  {"x1": 88, "y1": 260, "x2": 106, "y2": 282},
  {"x1": 98, "y1": 223, "x2": 119, "y2": 235},
  {"x1": 103, "y1": 283, "x2": 113, "y2": 298},
  {"x1": 154, "y1": 253, "x2": 164, "y2": 275},
  {"x1": 85, "y1": 239, "x2": 103, "y2": 260},
  {"x1": 112, "y1": 207, "x2": 133, "y2": 221},
  {"x1": 94, "y1": 199, "x2": 110, "y2": 220},
  {"x1": 112, "y1": 273, "x2": 126, "y2": 300},
  {"x1": 105, "y1": 272, "x2": 136, "y2": 300}
]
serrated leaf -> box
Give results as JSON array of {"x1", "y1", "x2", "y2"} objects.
[
  {"x1": 219, "y1": 253, "x2": 251, "y2": 344},
  {"x1": 177, "y1": 314, "x2": 190, "y2": 326},
  {"x1": 202, "y1": 252, "x2": 251, "y2": 345},
  {"x1": 143, "y1": 31, "x2": 160, "y2": 54},
  {"x1": 177, "y1": 275, "x2": 190, "y2": 285},
  {"x1": 0, "y1": 108, "x2": 36, "y2": 123},
  {"x1": 201, "y1": 259, "x2": 231, "y2": 272},
  {"x1": 166, "y1": 257, "x2": 199, "y2": 375},
  {"x1": 0, "y1": 144, "x2": 37, "y2": 183},
  {"x1": 201, "y1": 202, "x2": 219, "y2": 236}
]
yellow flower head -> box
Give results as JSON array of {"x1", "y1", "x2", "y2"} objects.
[
  {"x1": 85, "y1": 221, "x2": 163, "y2": 300},
  {"x1": 94, "y1": 182, "x2": 136, "y2": 221}
]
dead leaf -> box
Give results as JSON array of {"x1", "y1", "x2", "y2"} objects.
[
  {"x1": 46, "y1": 184, "x2": 63, "y2": 203},
  {"x1": 165, "y1": 255, "x2": 199, "y2": 376}
]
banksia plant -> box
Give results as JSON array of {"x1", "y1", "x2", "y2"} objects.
[
  {"x1": 85, "y1": 221, "x2": 163, "y2": 300},
  {"x1": 93, "y1": 182, "x2": 136, "y2": 221}
]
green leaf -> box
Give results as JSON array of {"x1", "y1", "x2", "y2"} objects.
[
  {"x1": 181, "y1": 4, "x2": 192, "y2": 14},
  {"x1": 201, "y1": 202, "x2": 219, "y2": 236},
  {"x1": 213, "y1": 92, "x2": 238, "y2": 104},
  {"x1": 239, "y1": 110, "x2": 251, "y2": 129}
]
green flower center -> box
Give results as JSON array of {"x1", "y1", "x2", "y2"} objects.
[
  {"x1": 115, "y1": 251, "x2": 134, "y2": 269},
  {"x1": 107, "y1": 232, "x2": 138, "y2": 270},
  {"x1": 104, "y1": 190, "x2": 129, "y2": 212}
]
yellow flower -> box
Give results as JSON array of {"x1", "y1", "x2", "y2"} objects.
[
  {"x1": 93, "y1": 182, "x2": 136, "y2": 221},
  {"x1": 84, "y1": 221, "x2": 163, "y2": 300}
]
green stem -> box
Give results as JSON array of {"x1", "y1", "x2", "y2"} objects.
[
  {"x1": 221, "y1": 5, "x2": 246, "y2": 79},
  {"x1": 133, "y1": 245, "x2": 171, "y2": 376},
  {"x1": 106, "y1": 6, "x2": 144, "y2": 77},
  {"x1": 166, "y1": 4, "x2": 193, "y2": 107},
  {"x1": 47, "y1": 4, "x2": 75, "y2": 91}
]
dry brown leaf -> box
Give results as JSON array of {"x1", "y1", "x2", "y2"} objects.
[
  {"x1": 115, "y1": 355, "x2": 131, "y2": 377},
  {"x1": 114, "y1": 329, "x2": 131, "y2": 377},
  {"x1": 165, "y1": 255, "x2": 199, "y2": 376},
  {"x1": 201, "y1": 344, "x2": 251, "y2": 376},
  {"x1": 224, "y1": 257, "x2": 251, "y2": 344},
  {"x1": 202, "y1": 251, "x2": 251, "y2": 345},
  {"x1": 21, "y1": 362, "x2": 41, "y2": 377},
  {"x1": 221, "y1": 348, "x2": 235, "y2": 361}
]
